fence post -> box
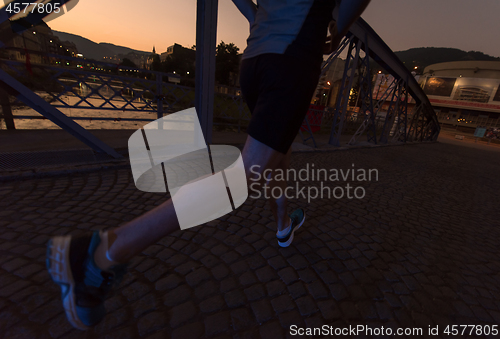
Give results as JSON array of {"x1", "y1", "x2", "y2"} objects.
[{"x1": 195, "y1": 0, "x2": 218, "y2": 144}]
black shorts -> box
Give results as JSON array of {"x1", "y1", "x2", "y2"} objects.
[{"x1": 239, "y1": 53, "x2": 321, "y2": 154}]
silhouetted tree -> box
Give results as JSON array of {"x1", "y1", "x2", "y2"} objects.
[
  {"x1": 162, "y1": 54, "x2": 188, "y2": 74},
  {"x1": 215, "y1": 41, "x2": 240, "y2": 86},
  {"x1": 150, "y1": 54, "x2": 161, "y2": 72}
]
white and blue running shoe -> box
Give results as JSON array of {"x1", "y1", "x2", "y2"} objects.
[
  {"x1": 277, "y1": 208, "x2": 306, "y2": 248},
  {"x1": 46, "y1": 232, "x2": 126, "y2": 330}
]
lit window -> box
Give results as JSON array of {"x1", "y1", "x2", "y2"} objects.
[{"x1": 453, "y1": 87, "x2": 490, "y2": 103}]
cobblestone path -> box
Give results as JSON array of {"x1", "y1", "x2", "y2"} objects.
[{"x1": 1, "y1": 142, "x2": 499, "y2": 338}]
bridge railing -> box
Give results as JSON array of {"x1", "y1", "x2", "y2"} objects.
[
  {"x1": 0, "y1": 0, "x2": 439, "y2": 158},
  {"x1": 0, "y1": 47, "x2": 251, "y2": 131},
  {"x1": 308, "y1": 13, "x2": 440, "y2": 148}
]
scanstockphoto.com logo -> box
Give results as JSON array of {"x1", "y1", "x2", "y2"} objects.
[
  {"x1": 128, "y1": 107, "x2": 248, "y2": 231},
  {"x1": 249, "y1": 163, "x2": 378, "y2": 202}
]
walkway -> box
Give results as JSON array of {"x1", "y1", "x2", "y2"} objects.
[{"x1": 0, "y1": 138, "x2": 499, "y2": 338}]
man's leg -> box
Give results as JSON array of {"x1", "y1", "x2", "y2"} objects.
[
  {"x1": 105, "y1": 135, "x2": 286, "y2": 263},
  {"x1": 266, "y1": 147, "x2": 292, "y2": 233},
  {"x1": 47, "y1": 134, "x2": 287, "y2": 329}
]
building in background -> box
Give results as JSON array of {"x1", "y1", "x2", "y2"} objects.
[
  {"x1": 1, "y1": 21, "x2": 78, "y2": 64},
  {"x1": 160, "y1": 44, "x2": 196, "y2": 63},
  {"x1": 145, "y1": 46, "x2": 158, "y2": 69},
  {"x1": 122, "y1": 52, "x2": 147, "y2": 68},
  {"x1": 160, "y1": 43, "x2": 196, "y2": 77},
  {"x1": 60, "y1": 40, "x2": 77, "y2": 57},
  {"x1": 420, "y1": 61, "x2": 500, "y2": 131}
]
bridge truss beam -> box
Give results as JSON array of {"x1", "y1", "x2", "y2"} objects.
[{"x1": 321, "y1": 11, "x2": 440, "y2": 147}]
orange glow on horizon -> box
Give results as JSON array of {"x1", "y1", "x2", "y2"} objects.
[
  {"x1": 48, "y1": 0, "x2": 250, "y2": 54},
  {"x1": 46, "y1": 0, "x2": 500, "y2": 58}
]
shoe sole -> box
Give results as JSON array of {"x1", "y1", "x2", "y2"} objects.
[
  {"x1": 278, "y1": 212, "x2": 306, "y2": 248},
  {"x1": 46, "y1": 236, "x2": 90, "y2": 331}
]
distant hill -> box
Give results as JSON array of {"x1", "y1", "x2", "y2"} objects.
[
  {"x1": 53, "y1": 31, "x2": 500, "y2": 72},
  {"x1": 393, "y1": 47, "x2": 500, "y2": 71},
  {"x1": 52, "y1": 31, "x2": 149, "y2": 61},
  {"x1": 99, "y1": 43, "x2": 150, "y2": 58}
]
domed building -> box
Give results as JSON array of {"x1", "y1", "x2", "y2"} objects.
[{"x1": 420, "y1": 61, "x2": 500, "y2": 132}]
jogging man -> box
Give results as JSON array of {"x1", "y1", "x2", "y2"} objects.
[{"x1": 47, "y1": 0, "x2": 371, "y2": 330}]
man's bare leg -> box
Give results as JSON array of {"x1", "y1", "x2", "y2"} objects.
[
  {"x1": 266, "y1": 147, "x2": 292, "y2": 233},
  {"x1": 105, "y1": 199, "x2": 180, "y2": 263},
  {"x1": 105, "y1": 135, "x2": 287, "y2": 264}
]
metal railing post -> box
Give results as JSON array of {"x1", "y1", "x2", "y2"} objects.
[
  {"x1": 0, "y1": 87, "x2": 15, "y2": 130},
  {"x1": 195, "y1": 0, "x2": 218, "y2": 144}
]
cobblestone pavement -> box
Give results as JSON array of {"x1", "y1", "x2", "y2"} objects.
[{"x1": 1, "y1": 141, "x2": 500, "y2": 339}]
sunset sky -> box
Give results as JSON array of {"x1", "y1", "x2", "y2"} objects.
[{"x1": 47, "y1": 0, "x2": 500, "y2": 57}]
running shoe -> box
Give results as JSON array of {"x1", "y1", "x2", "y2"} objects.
[
  {"x1": 277, "y1": 208, "x2": 306, "y2": 247},
  {"x1": 46, "y1": 231, "x2": 127, "y2": 330}
]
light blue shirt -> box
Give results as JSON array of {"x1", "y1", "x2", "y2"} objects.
[{"x1": 242, "y1": 0, "x2": 315, "y2": 60}]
